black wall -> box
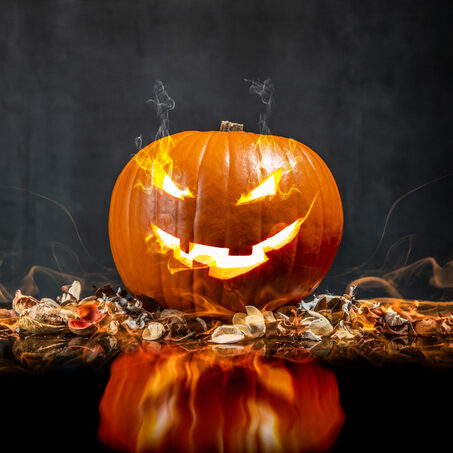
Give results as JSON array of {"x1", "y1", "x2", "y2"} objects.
[{"x1": 1, "y1": 0, "x2": 452, "y2": 300}]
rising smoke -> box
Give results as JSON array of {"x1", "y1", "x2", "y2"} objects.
[
  {"x1": 245, "y1": 78, "x2": 275, "y2": 135},
  {"x1": 146, "y1": 80, "x2": 176, "y2": 139}
]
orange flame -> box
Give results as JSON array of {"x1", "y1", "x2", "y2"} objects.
[
  {"x1": 98, "y1": 345, "x2": 344, "y2": 453},
  {"x1": 134, "y1": 135, "x2": 193, "y2": 199}
]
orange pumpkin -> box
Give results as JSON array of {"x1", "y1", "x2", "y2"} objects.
[{"x1": 109, "y1": 123, "x2": 343, "y2": 314}]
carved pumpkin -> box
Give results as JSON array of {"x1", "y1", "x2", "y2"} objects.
[{"x1": 109, "y1": 123, "x2": 343, "y2": 314}]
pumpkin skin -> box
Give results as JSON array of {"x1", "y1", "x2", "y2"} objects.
[{"x1": 109, "y1": 130, "x2": 343, "y2": 314}]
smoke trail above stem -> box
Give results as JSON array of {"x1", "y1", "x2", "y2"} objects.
[
  {"x1": 245, "y1": 78, "x2": 275, "y2": 134},
  {"x1": 146, "y1": 80, "x2": 175, "y2": 139}
]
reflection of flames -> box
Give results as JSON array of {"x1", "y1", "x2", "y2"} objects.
[{"x1": 98, "y1": 345, "x2": 344, "y2": 453}]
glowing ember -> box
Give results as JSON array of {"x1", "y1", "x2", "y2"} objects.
[
  {"x1": 98, "y1": 345, "x2": 344, "y2": 453},
  {"x1": 147, "y1": 194, "x2": 318, "y2": 279}
]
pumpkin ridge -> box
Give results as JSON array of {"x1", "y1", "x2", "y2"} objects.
[
  {"x1": 285, "y1": 142, "x2": 324, "y2": 292},
  {"x1": 302, "y1": 143, "x2": 343, "y2": 261},
  {"x1": 173, "y1": 132, "x2": 208, "y2": 308},
  {"x1": 192, "y1": 131, "x2": 217, "y2": 310},
  {"x1": 299, "y1": 144, "x2": 326, "y2": 291},
  {"x1": 280, "y1": 139, "x2": 302, "y2": 295},
  {"x1": 221, "y1": 132, "x2": 232, "y2": 307}
]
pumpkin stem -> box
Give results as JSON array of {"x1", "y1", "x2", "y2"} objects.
[{"x1": 219, "y1": 121, "x2": 244, "y2": 131}]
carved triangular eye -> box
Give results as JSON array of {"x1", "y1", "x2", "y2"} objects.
[
  {"x1": 236, "y1": 168, "x2": 283, "y2": 205},
  {"x1": 152, "y1": 161, "x2": 193, "y2": 200}
]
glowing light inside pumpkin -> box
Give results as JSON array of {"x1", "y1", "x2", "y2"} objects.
[
  {"x1": 236, "y1": 168, "x2": 283, "y2": 205},
  {"x1": 147, "y1": 194, "x2": 318, "y2": 279}
]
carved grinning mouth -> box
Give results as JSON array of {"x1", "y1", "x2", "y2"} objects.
[{"x1": 149, "y1": 195, "x2": 318, "y2": 280}]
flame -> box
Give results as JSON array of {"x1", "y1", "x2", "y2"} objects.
[
  {"x1": 98, "y1": 345, "x2": 344, "y2": 453},
  {"x1": 146, "y1": 194, "x2": 317, "y2": 279},
  {"x1": 236, "y1": 168, "x2": 283, "y2": 205},
  {"x1": 134, "y1": 136, "x2": 193, "y2": 199}
]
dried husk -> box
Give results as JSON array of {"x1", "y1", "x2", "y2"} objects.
[
  {"x1": 77, "y1": 303, "x2": 105, "y2": 323},
  {"x1": 415, "y1": 318, "x2": 442, "y2": 336},
  {"x1": 211, "y1": 325, "x2": 245, "y2": 344},
  {"x1": 68, "y1": 319, "x2": 96, "y2": 336},
  {"x1": 142, "y1": 322, "x2": 165, "y2": 341},
  {"x1": 19, "y1": 303, "x2": 68, "y2": 334},
  {"x1": 19, "y1": 316, "x2": 67, "y2": 334},
  {"x1": 232, "y1": 306, "x2": 266, "y2": 338},
  {"x1": 66, "y1": 280, "x2": 82, "y2": 301},
  {"x1": 13, "y1": 290, "x2": 39, "y2": 315},
  {"x1": 106, "y1": 320, "x2": 119, "y2": 335},
  {"x1": 187, "y1": 317, "x2": 207, "y2": 333},
  {"x1": 300, "y1": 311, "x2": 333, "y2": 336}
]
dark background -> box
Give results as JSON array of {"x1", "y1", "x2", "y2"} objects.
[
  {"x1": 1, "y1": 3, "x2": 453, "y2": 452},
  {"x1": 1, "y1": 0, "x2": 452, "y2": 301}
]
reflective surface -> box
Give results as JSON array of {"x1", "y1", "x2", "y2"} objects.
[{"x1": 98, "y1": 344, "x2": 344, "y2": 453}]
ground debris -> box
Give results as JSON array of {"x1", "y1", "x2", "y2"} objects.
[{"x1": 1, "y1": 285, "x2": 453, "y2": 369}]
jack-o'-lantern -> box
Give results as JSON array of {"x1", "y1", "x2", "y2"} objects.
[{"x1": 109, "y1": 122, "x2": 343, "y2": 314}]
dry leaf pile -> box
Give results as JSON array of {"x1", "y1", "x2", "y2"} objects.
[{"x1": 1, "y1": 282, "x2": 453, "y2": 370}]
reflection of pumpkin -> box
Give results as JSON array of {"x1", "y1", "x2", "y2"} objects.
[
  {"x1": 98, "y1": 345, "x2": 344, "y2": 453},
  {"x1": 109, "y1": 126, "x2": 343, "y2": 313}
]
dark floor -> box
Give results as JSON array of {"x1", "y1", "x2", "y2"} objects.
[{"x1": 1, "y1": 358, "x2": 451, "y2": 453}]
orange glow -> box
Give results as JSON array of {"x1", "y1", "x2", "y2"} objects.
[
  {"x1": 134, "y1": 135, "x2": 193, "y2": 199},
  {"x1": 98, "y1": 345, "x2": 344, "y2": 453},
  {"x1": 147, "y1": 194, "x2": 318, "y2": 279},
  {"x1": 236, "y1": 168, "x2": 283, "y2": 205},
  {"x1": 151, "y1": 161, "x2": 193, "y2": 199}
]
